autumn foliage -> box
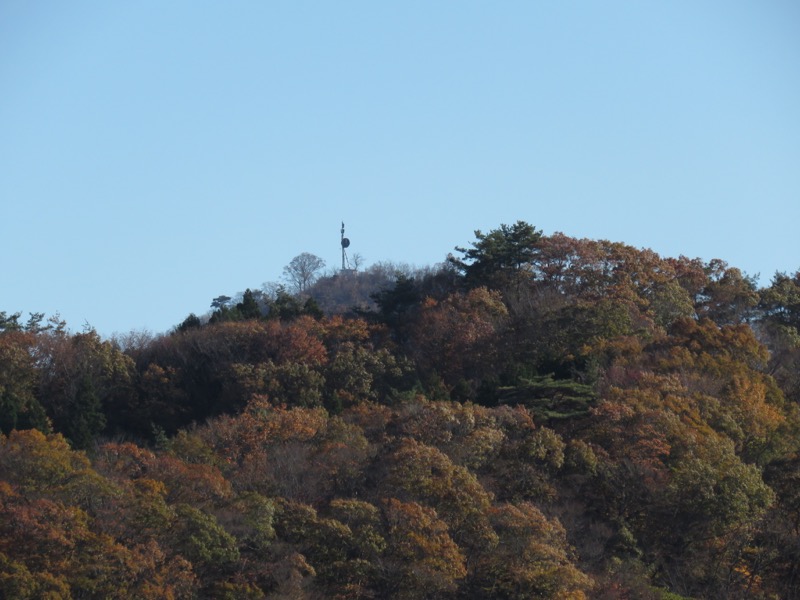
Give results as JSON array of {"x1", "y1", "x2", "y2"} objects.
[{"x1": 1, "y1": 223, "x2": 800, "y2": 599}]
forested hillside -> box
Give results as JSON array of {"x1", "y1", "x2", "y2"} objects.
[{"x1": 2, "y1": 222, "x2": 799, "y2": 599}]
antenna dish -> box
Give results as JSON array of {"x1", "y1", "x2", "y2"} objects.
[{"x1": 341, "y1": 238, "x2": 350, "y2": 248}]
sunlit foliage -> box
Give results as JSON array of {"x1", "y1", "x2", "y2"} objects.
[{"x1": 1, "y1": 222, "x2": 798, "y2": 598}]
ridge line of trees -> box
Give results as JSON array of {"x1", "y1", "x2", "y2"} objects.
[{"x1": 2, "y1": 221, "x2": 800, "y2": 599}]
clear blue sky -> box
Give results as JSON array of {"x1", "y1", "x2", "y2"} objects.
[{"x1": 2, "y1": 1, "x2": 799, "y2": 336}]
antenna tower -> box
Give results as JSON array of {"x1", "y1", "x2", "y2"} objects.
[{"x1": 340, "y1": 222, "x2": 353, "y2": 272}]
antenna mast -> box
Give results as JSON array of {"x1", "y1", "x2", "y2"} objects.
[{"x1": 340, "y1": 222, "x2": 351, "y2": 272}]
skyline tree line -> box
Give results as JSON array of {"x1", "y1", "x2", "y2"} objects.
[{"x1": 1, "y1": 221, "x2": 799, "y2": 598}]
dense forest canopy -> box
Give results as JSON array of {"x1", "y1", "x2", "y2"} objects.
[{"x1": 1, "y1": 222, "x2": 800, "y2": 599}]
